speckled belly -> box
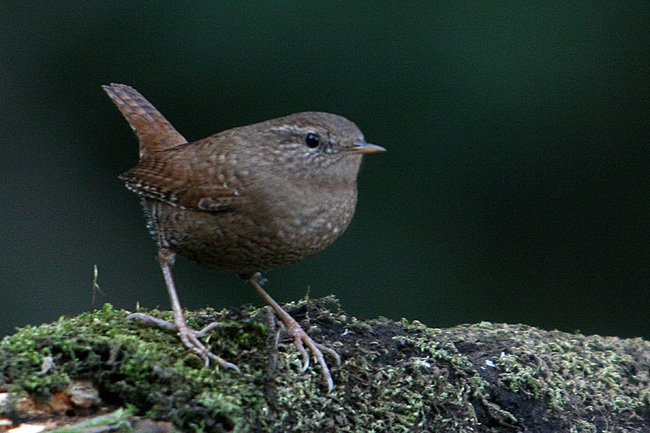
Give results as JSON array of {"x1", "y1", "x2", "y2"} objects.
[{"x1": 142, "y1": 195, "x2": 355, "y2": 275}]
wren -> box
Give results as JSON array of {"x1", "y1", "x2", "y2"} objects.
[{"x1": 103, "y1": 83, "x2": 384, "y2": 391}]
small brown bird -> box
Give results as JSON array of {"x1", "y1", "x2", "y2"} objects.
[{"x1": 103, "y1": 83, "x2": 384, "y2": 390}]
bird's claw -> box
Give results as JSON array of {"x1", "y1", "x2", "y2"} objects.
[
  {"x1": 128, "y1": 312, "x2": 240, "y2": 373},
  {"x1": 285, "y1": 322, "x2": 341, "y2": 392}
]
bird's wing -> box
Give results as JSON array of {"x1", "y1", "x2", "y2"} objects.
[{"x1": 120, "y1": 149, "x2": 243, "y2": 212}]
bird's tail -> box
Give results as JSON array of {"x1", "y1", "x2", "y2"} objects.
[{"x1": 103, "y1": 83, "x2": 187, "y2": 159}]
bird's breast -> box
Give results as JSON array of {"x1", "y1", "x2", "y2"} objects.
[
  {"x1": 255, "y1": 179, "x2": 358, "y2": 253},
  {"x1": 145, "y1": 181, "x2": 358, "y2": 274}
]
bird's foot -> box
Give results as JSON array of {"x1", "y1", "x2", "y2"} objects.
[
  {"x1": 281, "y1": 313, "x2": 341, "y2": 392},
  {"x1": 247, "y1": 273, "x2": 341, "y2": 391},
  {"x1": 128, "y1": 312, "x2": 240, "y2": 372}
]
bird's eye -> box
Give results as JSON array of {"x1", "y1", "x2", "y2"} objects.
[{"x1": 305, "y1": 133, "x2": 320, "y2": 148}]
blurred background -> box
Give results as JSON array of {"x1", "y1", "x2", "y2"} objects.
[{"x1": 2, "y1": 3, "x2": 649, "y2": 340}]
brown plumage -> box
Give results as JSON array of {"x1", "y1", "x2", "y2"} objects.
[{"x1": 104, "y1": 83, "x2": 384, "y2": 391}]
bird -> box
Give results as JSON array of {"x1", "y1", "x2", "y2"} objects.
[{"x1": 103, "y1": 83, "x2": 384, "y2": 391}]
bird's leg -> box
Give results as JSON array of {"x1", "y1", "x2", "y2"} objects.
[
  {"x1": 246, "y1": 273, "x2": 341, "y2": 391},
  {"x1": 128, "y1": 248, "x2": 239, "y2": 372}
]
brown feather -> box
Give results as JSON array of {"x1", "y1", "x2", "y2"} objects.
[
  {"x1": 119, "y1": 145, "x2": 242, "y2": 212},
  {"x1": 103, "y1": 83, "x2": 187, "y2": 158}
]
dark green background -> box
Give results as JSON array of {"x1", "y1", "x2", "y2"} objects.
[{"x1": 2, "y1": 3, "x2": 649, "y2": 339}]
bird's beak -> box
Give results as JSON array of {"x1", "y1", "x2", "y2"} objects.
[{"x1": 343, "y1": 142, "x2": 386, "y2": 154}]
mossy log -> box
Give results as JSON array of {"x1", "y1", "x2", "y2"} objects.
[{"x1": 1, "y1": 297, "x2": 649, "y2": 432}]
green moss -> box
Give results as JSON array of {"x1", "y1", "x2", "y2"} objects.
[
  {"x1": 0, "y1": 303, "x2": 268, "y2": 431},
  {"x1": 50, "y1": 407, "x2": 136, "y2": 432},
  {"x1": 1, "y1": 298, "x2": 649, "y2": 432}
]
